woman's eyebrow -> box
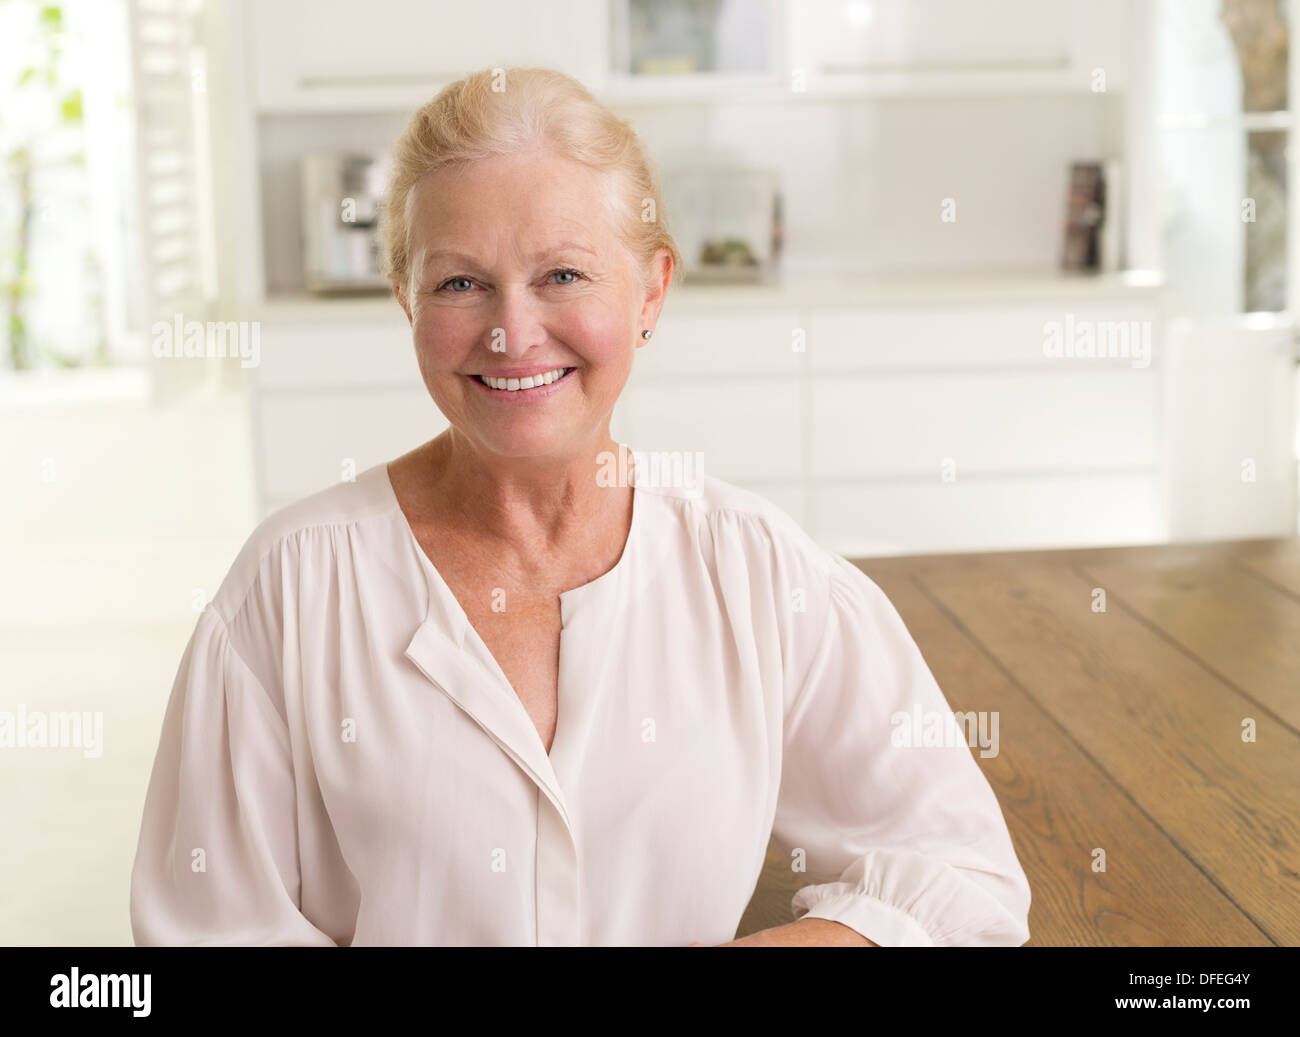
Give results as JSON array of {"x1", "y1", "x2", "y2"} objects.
[
  {"x1": 535, "y1": 241, "x2": 597, "y2": 259},
  {"x1": 421, "y1": 242, "x2": 597, "y2": 268},
  {"x1": 419, "y1": 249, "x2": 483, "y2": 270}
]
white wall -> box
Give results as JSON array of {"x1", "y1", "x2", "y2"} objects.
[
  {"x1": 0, "y1": 378, "x2": 256, "y2": 944},
  {"x1": 1166, "y1": 317, "x2": 1299, "y2": 540},
  {"x1": 256, "y1": 93, "x2": 1123, "y2": 293}
]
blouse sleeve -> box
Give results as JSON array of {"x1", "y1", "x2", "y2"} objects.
[
  {"x1": 129, "y1": 606, "x2": 338, "y2": 946},
  {"x1": 771, "y1": 552, "x2": 1031, "y2": 946}
]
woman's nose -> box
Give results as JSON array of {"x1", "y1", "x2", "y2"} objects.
[{"x1": 485, "y1": 286, "x2": 547, "y2": 359}]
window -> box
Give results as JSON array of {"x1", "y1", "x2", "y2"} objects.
[
  {"x1": 1156, "y1": 0, "x2": 1291, "y2": 315},
  {"x1": 0, "y1": 0, "x2": 210, "y2": 374}
]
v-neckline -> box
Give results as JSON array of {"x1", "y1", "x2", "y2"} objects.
[
  {"x1": 381, "y1": 453, "x2": 641, "y2": 778},
  {"x1": 379, "y1": 452, "x2": 642, "y2": 635}
]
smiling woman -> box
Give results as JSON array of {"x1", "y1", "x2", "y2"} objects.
[
  {"x1": 129, "y1": 66, "x2": 1032, "y2": 947},
  {"x1": 384, "y1": 87, "x2": 677, "y2": 463}
]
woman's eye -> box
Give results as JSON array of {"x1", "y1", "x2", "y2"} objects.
[{"x1": 436, "y1": 270, "x2": 583, "y2": 292}]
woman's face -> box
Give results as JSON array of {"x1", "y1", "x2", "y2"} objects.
[{"x1": 396, "y1": 146, "x2": 666, "y2": 462}]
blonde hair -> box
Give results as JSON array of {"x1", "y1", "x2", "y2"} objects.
[{"x1": 380, "y1": 66, "x2": 682, "y2": 295}]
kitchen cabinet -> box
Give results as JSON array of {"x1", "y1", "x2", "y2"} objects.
[
  {"x1": 241, "y1": 0, "x2": 1134, "y2": 111},
  {"x1": 787, "y1": 0, "x2": 1131, "y2": 96},
  {"x1": 223, "y1": 1, "x2": 1171, "y2": 552},
  {"x1": 248, "y1": 274, "x2": 1168, "y2": 556},
  {"x1": 248, "y1": 300, "x2": 436, "y2": 510},
  {"x1": 246, "y1": 0, "x2": 609, "y2": 112},
  {"x1": 256, "y1": 388, "x2": 445, "y2": 502},
  {"x1": 810, "y1": 369, "x2": 1159, "y2": 478},
  {"x1": 815, "y1": 475, "x2": 1165, "y2": 558}
]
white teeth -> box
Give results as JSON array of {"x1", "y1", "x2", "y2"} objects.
[{"x1": 477, "y1": 367, "x2": 569, "y2": 391}]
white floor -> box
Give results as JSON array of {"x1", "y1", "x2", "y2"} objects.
[{"x1": 0, "y1": 375, "x2": 257, "y2": 944}]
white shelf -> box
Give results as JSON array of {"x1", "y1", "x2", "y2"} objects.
[{"x1": 252, "y1": 71, "x2": 1127, "y2": 116}]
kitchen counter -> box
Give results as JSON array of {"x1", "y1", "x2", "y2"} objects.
[
  {"x1": 245, "y1": 265, "x2": 1170, "y2": 556},
  {"x1": 251, "y1": 268, "x2": 1165, "y2": 323}
]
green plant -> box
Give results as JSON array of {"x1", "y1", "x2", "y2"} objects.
[{"x1": 2, "y1": 2, "x2": 88, "y2": 371}]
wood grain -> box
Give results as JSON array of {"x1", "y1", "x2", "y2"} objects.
[
  {"x1": 1076, "y1": 557, "x2": 1300, "y2": 732},
  {"x1": 1238, "y1": 551, "x2": 1300, "y2": 601},
  {"x1": 736, "y1": 538, "x2": 1300, "y2": 946}
]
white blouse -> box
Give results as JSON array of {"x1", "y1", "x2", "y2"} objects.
[{"x1": 129, "y1": 456, "x2": 1031, "y2": 947}]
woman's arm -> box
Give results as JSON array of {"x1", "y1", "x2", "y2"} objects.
[
  {"x1": 763, "y1": 552, "x2": 1031, "y2": 947},
  {"x1": 131, "y1": 606, "x2": 339, "y2": 946},
  {"x1": 717, "y1": 918, "x2": 878, "y2": 946}
]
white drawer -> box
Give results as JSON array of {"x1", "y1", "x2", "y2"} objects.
[
  {"x1": 256, "y1": 390, "x2": 447, "y2": 500},
  {"x1": 812, "y1": 370, "x2": 1159, "y2": 478},
  {"x1": 617, "y1": 381, "x2": 802, "y2": 482},
  {"x1": 252, "y1": 318, "x2": 417, "y2": 390},
  {"x1": 804, "y1": 304, "x2": 1160, "y2": 371},
  {"x1": 636, "y1": 309, "x2": 804, "y2": 376},
  {"x1": 814, "y1": 474, "x2": 1165, "y2": 557}
]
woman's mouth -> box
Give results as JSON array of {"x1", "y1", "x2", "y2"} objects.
[{"x1": 470, "y1": 366, "x2": 575, "y2": 401}]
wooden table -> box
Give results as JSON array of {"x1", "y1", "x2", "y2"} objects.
[{"x1": 737, "y1": 538, "x2": 1300, "y2": 946}]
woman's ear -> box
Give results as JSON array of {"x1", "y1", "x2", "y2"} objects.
[
  {"x1": 639, "y1": 247, "x2": 674, "y2": 332},
  {"x1": 393, "y1": 279, "x2": 413, "y2": 327}
]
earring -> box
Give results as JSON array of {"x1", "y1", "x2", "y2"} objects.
[{"x1": 641, "y1": 329, "x2": 652, "y2": 339}]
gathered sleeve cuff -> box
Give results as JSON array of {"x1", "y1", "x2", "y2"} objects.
[{"x1": 773, "y1": 553, "x2": 1031, "y2": 947}]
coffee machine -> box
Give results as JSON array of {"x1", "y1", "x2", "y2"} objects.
[{"x1": 300, "y1": 152, "x2": 391, "y2": 293}]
